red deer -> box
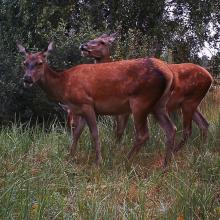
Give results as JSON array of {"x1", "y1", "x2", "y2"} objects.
[
  {"x1": 80, "y1": 35, "x2": 213, "y2": 153},
  {"x1": 18, "y1": 42, "x2": 176, "y2": 168},
  {"x1": 62, "y1": 33, "x2": 118, "y2": 129},
  {"x1": 63, "y1": 33, "x2": 125, "y2": 146},
  {"x1": 80, "y1": 33, "x2": 117, "y2": 63}
]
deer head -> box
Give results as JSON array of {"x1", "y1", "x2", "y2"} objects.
[
  {"x1": 17, "y1": 42, "x2": 53, "y2": 88},
  {"x1": 80, "y1": 33, "x2": 117, "y2": 60}
]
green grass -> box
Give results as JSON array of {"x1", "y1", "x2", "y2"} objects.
[{"x1": 0, "y1": 90, "x2": 220, "y2": 220}]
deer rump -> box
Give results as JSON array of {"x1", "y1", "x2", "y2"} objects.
[{"x1": 64, "y1": 58, "x2": 167, "y2": 116}]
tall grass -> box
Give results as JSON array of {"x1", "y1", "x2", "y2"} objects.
[{"x1": 0, "y1": 90, "x2": 220, "y2": 219}]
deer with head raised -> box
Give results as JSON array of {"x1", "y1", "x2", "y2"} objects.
[
  {"x1": 64, "y1": 33, "x2": 129, "y2": 146},
  {"x1": 80, "y1": 34, "x2": 213, "y2": 153},
  {"x1": 80, "y1": 33, "x2": 117, "y2": 63},
  {"x1": 18, "y1": 42, "x2": 176, "y2": 168},
  {"x1": 62, "y1": 33, "x2": 118, "y2": 127}
]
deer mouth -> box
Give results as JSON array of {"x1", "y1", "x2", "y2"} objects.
[
  {"x1": 81, "y1": 49, "x2": 90, "y2": 57},
  {"x1": 23, "y1": 77, "x2": 34, "y2": 88},
  {"x1": 80, "y1": 45, "x2": 92, "y2": 56},
  {"x1": 23, "y1": 81, "x2": 33, "y2": 88},
  {"x1": 80, "y1": 46, "x2": 102, "y2": 59}
]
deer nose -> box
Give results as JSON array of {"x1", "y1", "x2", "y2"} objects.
[
  {"x1": 23, "y1": 75, "x2": 33, "y2": 83},
  {"x1": 79, "y1": 44, "x2": 87, "y2": 51}
]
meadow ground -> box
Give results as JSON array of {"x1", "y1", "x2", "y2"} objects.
[{"x1": 0, "y1": 89, "x2": 220, "y2": 220}]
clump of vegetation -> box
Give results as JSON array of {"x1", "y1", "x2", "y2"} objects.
[{"x1": 0, "y1": 91, "x2": 219, "y2": 219}]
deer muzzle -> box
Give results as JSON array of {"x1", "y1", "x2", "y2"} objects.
[{"x1": 23, "y1": 75, "x2": 33, "y2": 88}]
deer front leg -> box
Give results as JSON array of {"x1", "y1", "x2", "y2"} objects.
[
  {"x1": 153, "y1": 108, "x2": 176, "y2": 168},
  {"x1": 173, "y1": 102, "x2": 196, "y2": 153},
  {"x1": 82, "y1": 104, "x2": 102, "y2": 166},
  {"x1": 70, "y1": 115, "x2": 86, "y2": 157},
  {"x1": 192, "y1": 110, "x2": 209, "y2": 141},
  {"x1": 115, "y1": 114, "x2": 129, "y2": 142}
]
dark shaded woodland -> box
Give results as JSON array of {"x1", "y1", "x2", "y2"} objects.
[{"x1": 0, "y1": 0, "x2": 219, "y2": 123}]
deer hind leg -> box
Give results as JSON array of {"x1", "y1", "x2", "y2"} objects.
[
  {"x1": 70, "y1": 115, "x2": 86, "y2": 157},
  {"x1": 192, "y1": 110, "x2": 209, "y2": 141},
  {"x1": 174, "y1": 102, "x2": 197, "y2": 153},
  {"x1": 153, "y1": 108, "x2": 176, "y2": 168},
  {"x1": 115, "y1": 114, "x2": 129, "y2": 142},
  {"x1": 82, "y1": 104, "x2": 102, "y2": 166}
]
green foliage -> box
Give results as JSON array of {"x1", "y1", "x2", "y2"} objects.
[
  {"x1": 210, "y1": 52, "x2": 220, "y2": 77},
  {"x1": 0, "y1": 0, "x2": 219, "y2": 122}
]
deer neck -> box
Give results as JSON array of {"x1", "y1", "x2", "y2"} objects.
[
  {"x1": 95, "y1": 54, "x2": 112, "y2": 63},
  {"x1": 38, "y1": 64, "x2": 66, "y2": 102}
]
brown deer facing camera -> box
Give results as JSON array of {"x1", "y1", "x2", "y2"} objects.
[{"x1": 18, "y1": 42, "x2": 176, "y2": 168}]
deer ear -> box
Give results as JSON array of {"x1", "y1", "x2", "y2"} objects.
[
  {"x1": 43, "y1": 42, "x2": 54, "y2": 57},
  {"x1": 17, "y1": 44, "x2": 28, "y2": 56},
  {"x1": 98, "y1": 33, "x2": 109, "y2": 39},
  {"x1": 108, "y1": 32, "x2": 118, "y2": 43},
  {"x1": 100, "y1": 32, "x2": 118, "y2": 45}
]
